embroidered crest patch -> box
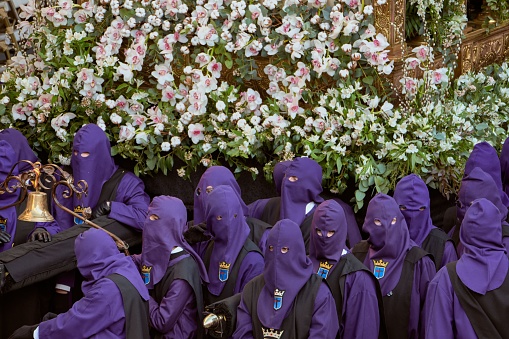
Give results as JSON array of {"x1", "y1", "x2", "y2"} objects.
[
  {"x1": 74, "y1": 205, "x2": 85, "y2": 225},
  {"x1": 141, "y1": 265, "x2": 152, "y2": 285},
  {"x1": 274, "y1": 289, "x2": 285, "y2": 310},
  {"x1": 317, "y1": 261, "x2": 333, "y2": 279},
  {"x1": 0, "y1": 217, "x2": 7, "y2": 232},
  {"x1": 373, "y1": 259, "x2": 389, "y2": 279},
  {"x1": 219, "y1": 261, "x2": 230, "y2": 282}
]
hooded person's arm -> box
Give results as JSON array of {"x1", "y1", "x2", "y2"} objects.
[
  {"x1": 234, "y1": 251, "x2": 264, "y2": 293},
  {"x1": 231, "y1": 297, "x2": 255, "y2": 339},
  {"x1": 148, "y1": 279, "x2": 195, "y2": 334},
  {"x1": 107, "y1": 172, "x2": 150, "y2": 231},
  {"x1": 423, "y1": 269, "x2": 454, "y2": 339},
  {"x1": 441, "y1": 241, "x2": 458, "y2": 268},
  {"x1": 38, "y1": 279, "x2": 124, "y2": 338},
  {"x1": 308, "y1": 283, "x2": 340, "y2": 338},
  {"x1": 416, "y1": 255, "x2": 437, "y2": 338},
  {"x1": 342, "y1": 271, "x2": 381, "y2": 339}
]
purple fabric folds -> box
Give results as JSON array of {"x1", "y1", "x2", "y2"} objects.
[
  {"x1": 204, "y1": 185, "x2": 250, "y2": 296},
  {"x1": 280, "y1": 157, "x2": 324, "y2": 226},
  {"x1": 309, "y1": 199, "x2": 348, "y2": 274},
  {"x1": 393, "y1": 174, "x2": 434, "y2": 246},
  {"x1": 362, "y1": 193, "x2": 414, "y2": 295},
  {"x1": 193, "y1": 166, "x2": 248, "y2": 224},
  {"x1": 457, "y1": 198, "x2": 509, "y2": 295},
  {"x1": 70, "y1": 124, "x2": 117, "y2": 210},
  {"x1": 257, "y1": 218, "x2": 314, "y2": 329},
  {"x1": 0, "y1": 128, "x2": 38, "y2": 172},
  {"x1": 0, "y1": 141, "x2": 18, "y2": 251},
  {"x1": 141, "y1": 196, "x2": 208, "y2": 289},
  {"x1": 465, "y1": 141, "x2": 509, "y2": 208},
  {"x1": 76, "y1": 228, "x2": 148, "y2": 300}
]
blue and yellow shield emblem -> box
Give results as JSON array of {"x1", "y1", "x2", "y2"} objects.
[
  {"x1": 274, "y1": 289, "x2": 285, "y2": 310},
  {"x1": 373, "y1": 259, "x2": 389, "y2": 279},
  {"x1": 0, "y1": 218, "x2": 6, "y2": 232},
  {"x1": 317, "y1": 261, "x2": 333, "y2": 279},
  {"x1": 74, "y1": 206, "x2": 85, "y2": 225},
  {"x1": 142, "y1": 265, "x2": 152, "y2": 285},
  {"x1": 219, "y1": 261, "x2": 231, "y2": 282}
]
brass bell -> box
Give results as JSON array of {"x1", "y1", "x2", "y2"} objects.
[
  {"x1": 18, "y1": 191, "x2": 54, "y2": 222},
  {"x1": 203, "y1": 313, "x2": 223, "y2": 329}
]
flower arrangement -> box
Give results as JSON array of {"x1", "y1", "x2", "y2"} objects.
[
  {"x1": 0, "y1": 0, "x2": 508, "y2": 211},
  {"x1": 486, "y1": 0, "x2": 509, "y2": 23}
]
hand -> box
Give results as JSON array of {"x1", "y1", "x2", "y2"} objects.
[
  {"x1": 8, "y1": 324, "x2": 38, "y2": 339},
  {"x1": 29, "y1": 228, "x2": 52, "y2": 242},
  {"x1": 183, "y1": 222, "x2": 210, "y2": 244},
  {"x1": 0, "y1": 229, "x2": 11, "y2": 244},
  {"x1": 92, "y1": 201, "x2": 111, "y2": 219}
]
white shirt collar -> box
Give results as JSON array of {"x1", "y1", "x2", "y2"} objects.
[
  {"x1": 171, "y1": 246, "x2": 183, "y2": 254},
  {"x1": 305, "y1": 201, "x2": 316, "y2": 215}
]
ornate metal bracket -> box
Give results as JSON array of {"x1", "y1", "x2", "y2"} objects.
[{"x1": 0, "y1": 161, "x2": 130, "y2": 254}]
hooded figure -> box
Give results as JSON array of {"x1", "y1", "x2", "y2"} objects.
[
  {"x1": 233, "y1": 218, "x2": 339, "y2": 339},
  {"x1": 451, "y1": 167, "x2": 509, "y2": 257},
  {"x1": 258, "y1": 157, "x2": 361, "y2": 252},
  {"x1": 131, "y1": 196, "x2": 209, "y2": 338},
  {"x1": 32, "y1": 124, "x2": 150, "y2": 240},
  {"x1": 351, "y1": 194, "x2": 435, "y2": 339},
  {"x1": 200, "y1": 185, "x2": 263, "y2": 305},
  {"x1": 425, "y1": 199, "x2": 509, "y2": 338},
  {"x1": 393, "y1": 174, "x2": 457, "y2": 270},
  {"x1": 0, "y1": 129, "x2": 38, "y2": 251},
  {"x1": 247, "y1": 160, "x2": 291, "y2": 219},
  {"x1": 309, "y1": 200, "x2": 383, "y2": 339},
  {"x1": 193, "y1": 166, "x2": 248, "y2": 225},
  {"x1": 443, "y1": 142, "x2": 509, "y2": 234},
  {"x1": 464, "y1": 141, "x2": 509, "y2": 208},
  {"x1": 34, "y1": 228, "x2": 150, "y2": 338}
]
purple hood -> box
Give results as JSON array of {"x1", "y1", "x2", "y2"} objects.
[
  {"x1": 309, "y1": 199, "x2": 348, "y2": 275},
  {"x1": 141, "y1": 196, "x2": 208, "y2": 288},
  {"x1": 193, "y1": 166, "x2": 248, "y2": 225},
  {"x1": 0, "y1": 128, "x2": 38, "y2": 173},
  {"x1": 280, "y1": 157, "x2": 324, "y2": 226},
  {"x1": 465, "y1": 141, "x2": 509, "y2": 208},
  {"x1": 258, "y1": 218, "x2": 313, "y2": 329},
  {"x1": 204, "y1": 185, "x2": 250, "y2": 296},
  {"x1": 457, "y1": 167, "x2": 507, "y2": 223},
  {"x1": 393, "y1": 174, "x2": 435, "y2": 246},
  {"x1": 273, "y1": 161, "x2": 291, "y2": 196},
  {"x1": 457, "y1": 198, "x2": 509, "y2": 295},
  {"x1": 76, "y1": 228, "x2": 149, "y2": 300},
  {"x1": 363, "y1": 194, "x2": 414, "y2": 295},
  {"x1": 71, "y1": 124, "x2": 117, "y2": 209}
]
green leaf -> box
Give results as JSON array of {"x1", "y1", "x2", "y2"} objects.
[
  {"x1": 225, "y1": 59, "x2": 233, "y2": 69},
  {"x1": 355, "y1": 190, "x2": 365, "y2": 202},
  {"x1": 362, "y1": 76, "x2": 374, "y2": 85}
]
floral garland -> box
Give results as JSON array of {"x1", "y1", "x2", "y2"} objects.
[
  {"x1": 486, "y1": 0, "x2": 509, "y2": 23},
  {"x1": 1, "y1": 0, "x2": 508, "y2": 210}
]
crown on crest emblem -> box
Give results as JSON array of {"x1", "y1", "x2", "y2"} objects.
[
  {"x1": 262, "y1": 327, "x2": 284, "y2": 339},
  {"x1": 219, "y1": 262, "x2": 231, "y2": 270},
  {"x1": 373, "y1": 259, "x2": 389, "y2": 268},
  {"x1": 319, "y1": 261, "x2": 334, "y2": 270},
  {"x1": 141, "y1": 265, "x2": 152, "y2": 285},
  {"x1": 74, "y1": 205, "x2": 84, "y2": 213},
  {"x1": 274, "y1": 289, "x2": 285, "y2": 298}
]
